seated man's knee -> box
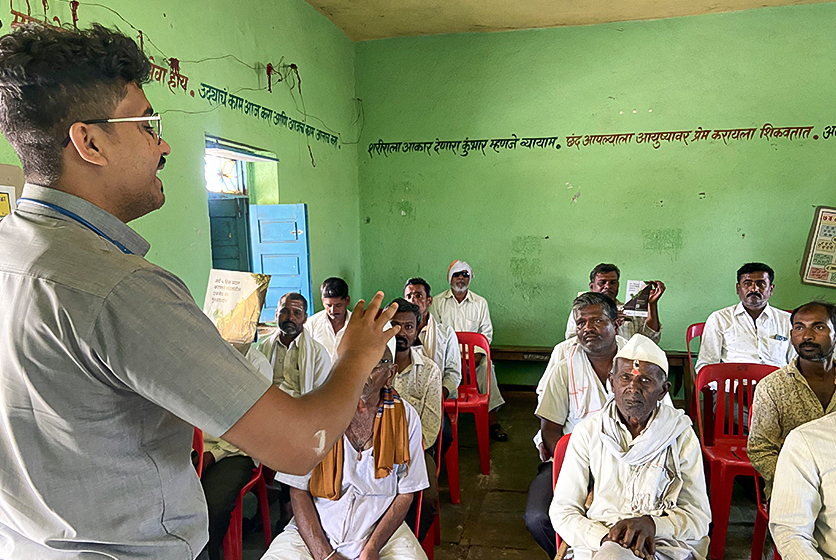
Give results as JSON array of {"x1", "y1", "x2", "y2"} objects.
[{"x1": 592, "y1": 541, "x2": 644, "y2": 560}]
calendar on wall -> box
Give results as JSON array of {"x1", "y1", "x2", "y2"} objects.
[{"x1": 801, "y1": 206, "x2": 836, "y2": 288}]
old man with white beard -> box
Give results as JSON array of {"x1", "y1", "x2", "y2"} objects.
[
  {"x1": 550, "y1": 335, "x2": 711, "y2": 560},
  {"x1": 431, "y1": 260, "x2": 507, "y2": 441}
]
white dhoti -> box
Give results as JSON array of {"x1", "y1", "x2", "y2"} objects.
[
  {"x1": 475, "y1": 359, "x2": 505, "y2": 411},
  {"x1": 586, "y1": 539, "x2": 697, "y2": 560},
  {"x1": 261, "y1": 522, "x2": 427, "y2": 560}
]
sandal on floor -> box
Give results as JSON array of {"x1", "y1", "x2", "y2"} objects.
[{"x1": 489, "y1": 423, "x2": 508, "y2": 442}]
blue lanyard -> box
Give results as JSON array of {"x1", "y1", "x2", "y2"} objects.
[{"x1": 18, "y1": 198, "x2": 133, "y2": 255}]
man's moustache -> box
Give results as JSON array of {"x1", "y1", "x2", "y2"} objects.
[{"x1": 747, "y1": 292, "x2": 761, "y2": 298}]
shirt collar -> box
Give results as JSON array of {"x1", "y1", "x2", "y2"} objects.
[
  {"x1": 400, "y1": 346, "x2": 424, "y2": 373},
  {"x1": 444, "y1": 288, "x2": 472, "y2": 303},
  {"x1": 733, "y1": 301, "x2": 775, "y2": 320},
  {"x1": 18, "y1": 183, "x2": 151, "y2": 256}
]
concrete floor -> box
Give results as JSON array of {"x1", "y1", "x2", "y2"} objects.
[{"x1": 241, "y1": 390, "x2": 760, "y2": 560}]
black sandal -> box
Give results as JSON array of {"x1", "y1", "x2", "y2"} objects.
[{"x1": 489, "y1": 423, "x2": 508, "y2": 442}]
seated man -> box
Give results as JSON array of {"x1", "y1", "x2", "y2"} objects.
[
  {"x1": 305, "y1": 277, "x2": 351, "y2": 362},
  {"x1": 566, "y1": 263, "x2": 665, "y2": 343},
  {"x1": 404, "y1": 277, "x2": 462, "y2": 403},
  {"x1": 526, "y1": 292, "x2": 628, "y2": 558},
  {"x1": 263, "y1": 347, "x2": 429, "y2": 560},
  {"x1": 550, "y1": 335, "x2": 711, "y2": 560},
  {"x1": 256, "y1": 292, "x2": 331, "y2": 397},
  {"x1": 696, "y1": 262, "x2": 794, "y2": 373},
  {"x1": 431, "y1": 260, "x2": 507, "y2": 441},
  {"x1": 749, "y1": 300, "x2": 836, "y2": 499},
  {"x1": 389, "y1": 297, "x2": 443, "y2": 541},
  {"x1": 769, "y1": 410, "x2": 836, "y2": 560},
  {"x1": 200, "y1": 344, "x2": 273, "y2": 560}
]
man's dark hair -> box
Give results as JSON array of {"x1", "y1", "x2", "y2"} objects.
[
  {"x1": 572, "y1": 292, "x2": 618, "y2": 323},
  {"x1": 279, "y1": 291, "x2": 308, "y2": 311},
  {"x1": 790, "y1": 300, "x2": 836, "y2": 328},
  {"x1": 390, "y1": 297, "x2": 422, "y2": 329},
  {"x1": 404, "y1": 277, "x2": 431, "y2": 297},
  {"x1": 737, "y1": 262, "x2": 775, "y2": 284},
  {"x1": 320, "y1": 277, "x2": 349, "y2": 299},
  {"x1": 0, "y1": 24, "x2": 151, "y2": 185},
  {"x1": 589, "y1": 263, "x2": 620, "y2": 283}
]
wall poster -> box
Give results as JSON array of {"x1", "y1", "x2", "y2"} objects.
[{"x1": 801, "y1": 206, "x2": 836, "y2": 288}]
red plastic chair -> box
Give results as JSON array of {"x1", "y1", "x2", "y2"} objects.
[
  {"x1": 193, "y1": 428, "x2": 273, "y2": 560},
  {"x1": 551, "y1": 434, "x2": 572, "y2": 550},
  {"x1": 751, "y1": 475, "x2": 781, "y2": 560},
  {"x1": 445, "y1": 332, "x2": 491, "y2": 484},
  {"x1": 685, "y1": 322, "x2": 705, "y2": 424},
  {"x1": 415, "y1": 426, "x2": 445, "y2": 560},
  {"x1": 223, "y1": 464, "x2": 272, "y2": 560},
  {"x1": 695, "y1": 363, "x2": 777, "y2": 560}
]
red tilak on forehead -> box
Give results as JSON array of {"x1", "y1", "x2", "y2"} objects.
[{"x1": 630, "y1": 359, "x2": 641, "y2": 376}]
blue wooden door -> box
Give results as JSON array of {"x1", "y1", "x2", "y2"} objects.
[
  {"x1": 249, "y1": 203, "x2": 313, "y2": 322},
  {"x1": 208, "y1": 195, "x2": 251, "y2": 272}
]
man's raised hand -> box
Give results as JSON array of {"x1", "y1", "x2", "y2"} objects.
[{"x1": 336, "y1": 291, "x2": 400, "y2": 366}]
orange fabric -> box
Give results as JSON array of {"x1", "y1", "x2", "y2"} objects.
[{"x1": 309, "y1": 387, "x2": 410, "y2": 501}]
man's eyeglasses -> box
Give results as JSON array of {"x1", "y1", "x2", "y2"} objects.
[
  {"x1": 452, "y1": 271, "x2": 470, "y2": 278},
  {"x1": 61, "y1": 114, "x2": 162, "y2": 147}
]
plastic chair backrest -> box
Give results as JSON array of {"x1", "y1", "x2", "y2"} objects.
[
  {"x1": 193, "y1": 427, "x2": 204, "y2": 477},
  {"x1": 551, "y1": 434, "x2": 572, "y2": 550},
  {"x1": 455, "y1": 331, "x2": 491, "y2": 397},
  {"x1": 694, "y1": 363, "x2": 777, "y2": 444},
  {"x1": 685, "y1": 322, "x2": 705, "y2": 381}
]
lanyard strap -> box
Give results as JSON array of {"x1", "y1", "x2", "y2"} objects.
[{"x1": 18, "y1": 198, "x2": 133, "y2": 255}]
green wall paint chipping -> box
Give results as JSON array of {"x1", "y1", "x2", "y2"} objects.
[{"x1": 356, "y1": 3, "x2": 836, "y2": 366}]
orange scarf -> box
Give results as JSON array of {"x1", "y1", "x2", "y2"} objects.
[{"x1": 310, "y1": 387, "x2": 410, "y2": 500}]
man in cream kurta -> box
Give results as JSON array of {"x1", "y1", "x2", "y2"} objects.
[
  {"x1": 769, "y1": 411, "x2": 836, "y2": 560},
  {"x1": 305, "y1": 277, "x2": 351, "y2": 362},
  {"x1": 431, "y1": 260, "x2": 506, "y2": 440},
  {"x1": 550, "y1": 336, "x2": 711, "y2": 560},
  {"x1": 256, "y1": 292, "x2": 331, "y2": 397}
]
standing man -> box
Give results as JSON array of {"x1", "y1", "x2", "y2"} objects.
[
  {"x1": 0, "y1": 25, "x2": 398, "y2": 559},
  {"x1": 748, "y1": 301, "x2": 836, "y2": 499},
  {"x1": 566, "y1": 263, "x2": 665, "y2": 343},
  {"x1": 305, "y1": 277, "x2": 351, "y2": 362},
  {"x1": 696, "y1": 263, "x2": 794, "y2": 373},
  {"x1": 257, "y1": 292, "x2": 332, "y2": 397},
  {"x1": 389, "y1": 298, "x2": 443, "y2": 542},
  {"x1": 432, "y1": 260, "x2": 507, "y2": 441}
]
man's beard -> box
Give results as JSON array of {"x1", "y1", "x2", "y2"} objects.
[
  {"x1": 451, "y1": 284, "x2": 468, "y2": 294},
  {"x1": 798, "y1": 342, "x2": 833, "y2": 362}
]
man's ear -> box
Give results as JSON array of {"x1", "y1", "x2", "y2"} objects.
[
  {"x1": 588, "y1": 282, "x2": 594, "y2": 291},
  {"x1": 427, "y1": 295, "x2": 433, "y2": 306},
  {"x1": 68, "y1": 122, "x2": 109, "y2": 167}
]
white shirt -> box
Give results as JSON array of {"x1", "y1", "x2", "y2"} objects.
[
  {"x1": 431, "y1": 289, "x2": 492, "y2": 354},
  {"x1": 203, "y1": 346, "x2": 274, "y2": 462},
  {"x1": 550, "y1": 407, "x2": 711, "y2": 557},
  {"x1": 276, "y1": 401, "x2": 429, "y2": 560},
  {"x1": 419, "y1": 314, "x2": 462, "y2": 398},
  {"x1": 770, "y1": 412, "x2": 836, "y2": 560},
  {"x1": 535, "y1": 337, "x2": 628, "y2": 438},
  {"x1": 305, "y1": 309, "x2": 351, "y2": 363},
  {"x1": 255, "y1": 329, "x2": 332, "y2": 397},
  {"x1": 695, "y1": 303, "x2": 794, "y2": 373},
  {"x1": 565, "y1": 298, "x2": 662, "y2": 343},
  {"x1": 393, "y1": 347, "x2": 443, "y2": 449}
]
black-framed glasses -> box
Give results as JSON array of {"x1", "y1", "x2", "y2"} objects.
[
  {"x1": 61, "y1": 113, "x2": 162, "y2": 147},
  {"x1": 452, "y1": 271, "x2": 470, "y2": 278}
]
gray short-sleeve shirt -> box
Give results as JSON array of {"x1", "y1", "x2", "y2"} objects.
[{"x1": 0, "y1": 185, "x2": 272, "y2": 559}]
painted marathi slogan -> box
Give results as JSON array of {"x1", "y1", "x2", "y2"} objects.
[
  {"x1": 369, "y1": 122, "x2": 825, "y2": 158},
  {"x1": 198, "y1": 83, "x2": 339, "y2": 148}
]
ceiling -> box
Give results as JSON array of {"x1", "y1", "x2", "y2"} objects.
[{"x1": 304, "y1": 0, "x2": 831, "y2": 41}]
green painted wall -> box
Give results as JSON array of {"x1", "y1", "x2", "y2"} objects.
[
  {"x1": 355, "y1": 3, "x2": 836, "y2": 369},
  {"x1": 0, "y1": 0, "x2": 363, "y2": 306}
]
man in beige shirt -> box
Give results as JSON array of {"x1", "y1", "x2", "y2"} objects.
[{"x1": 748, "y1": 300, "x2": 836, "y2": 498}]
